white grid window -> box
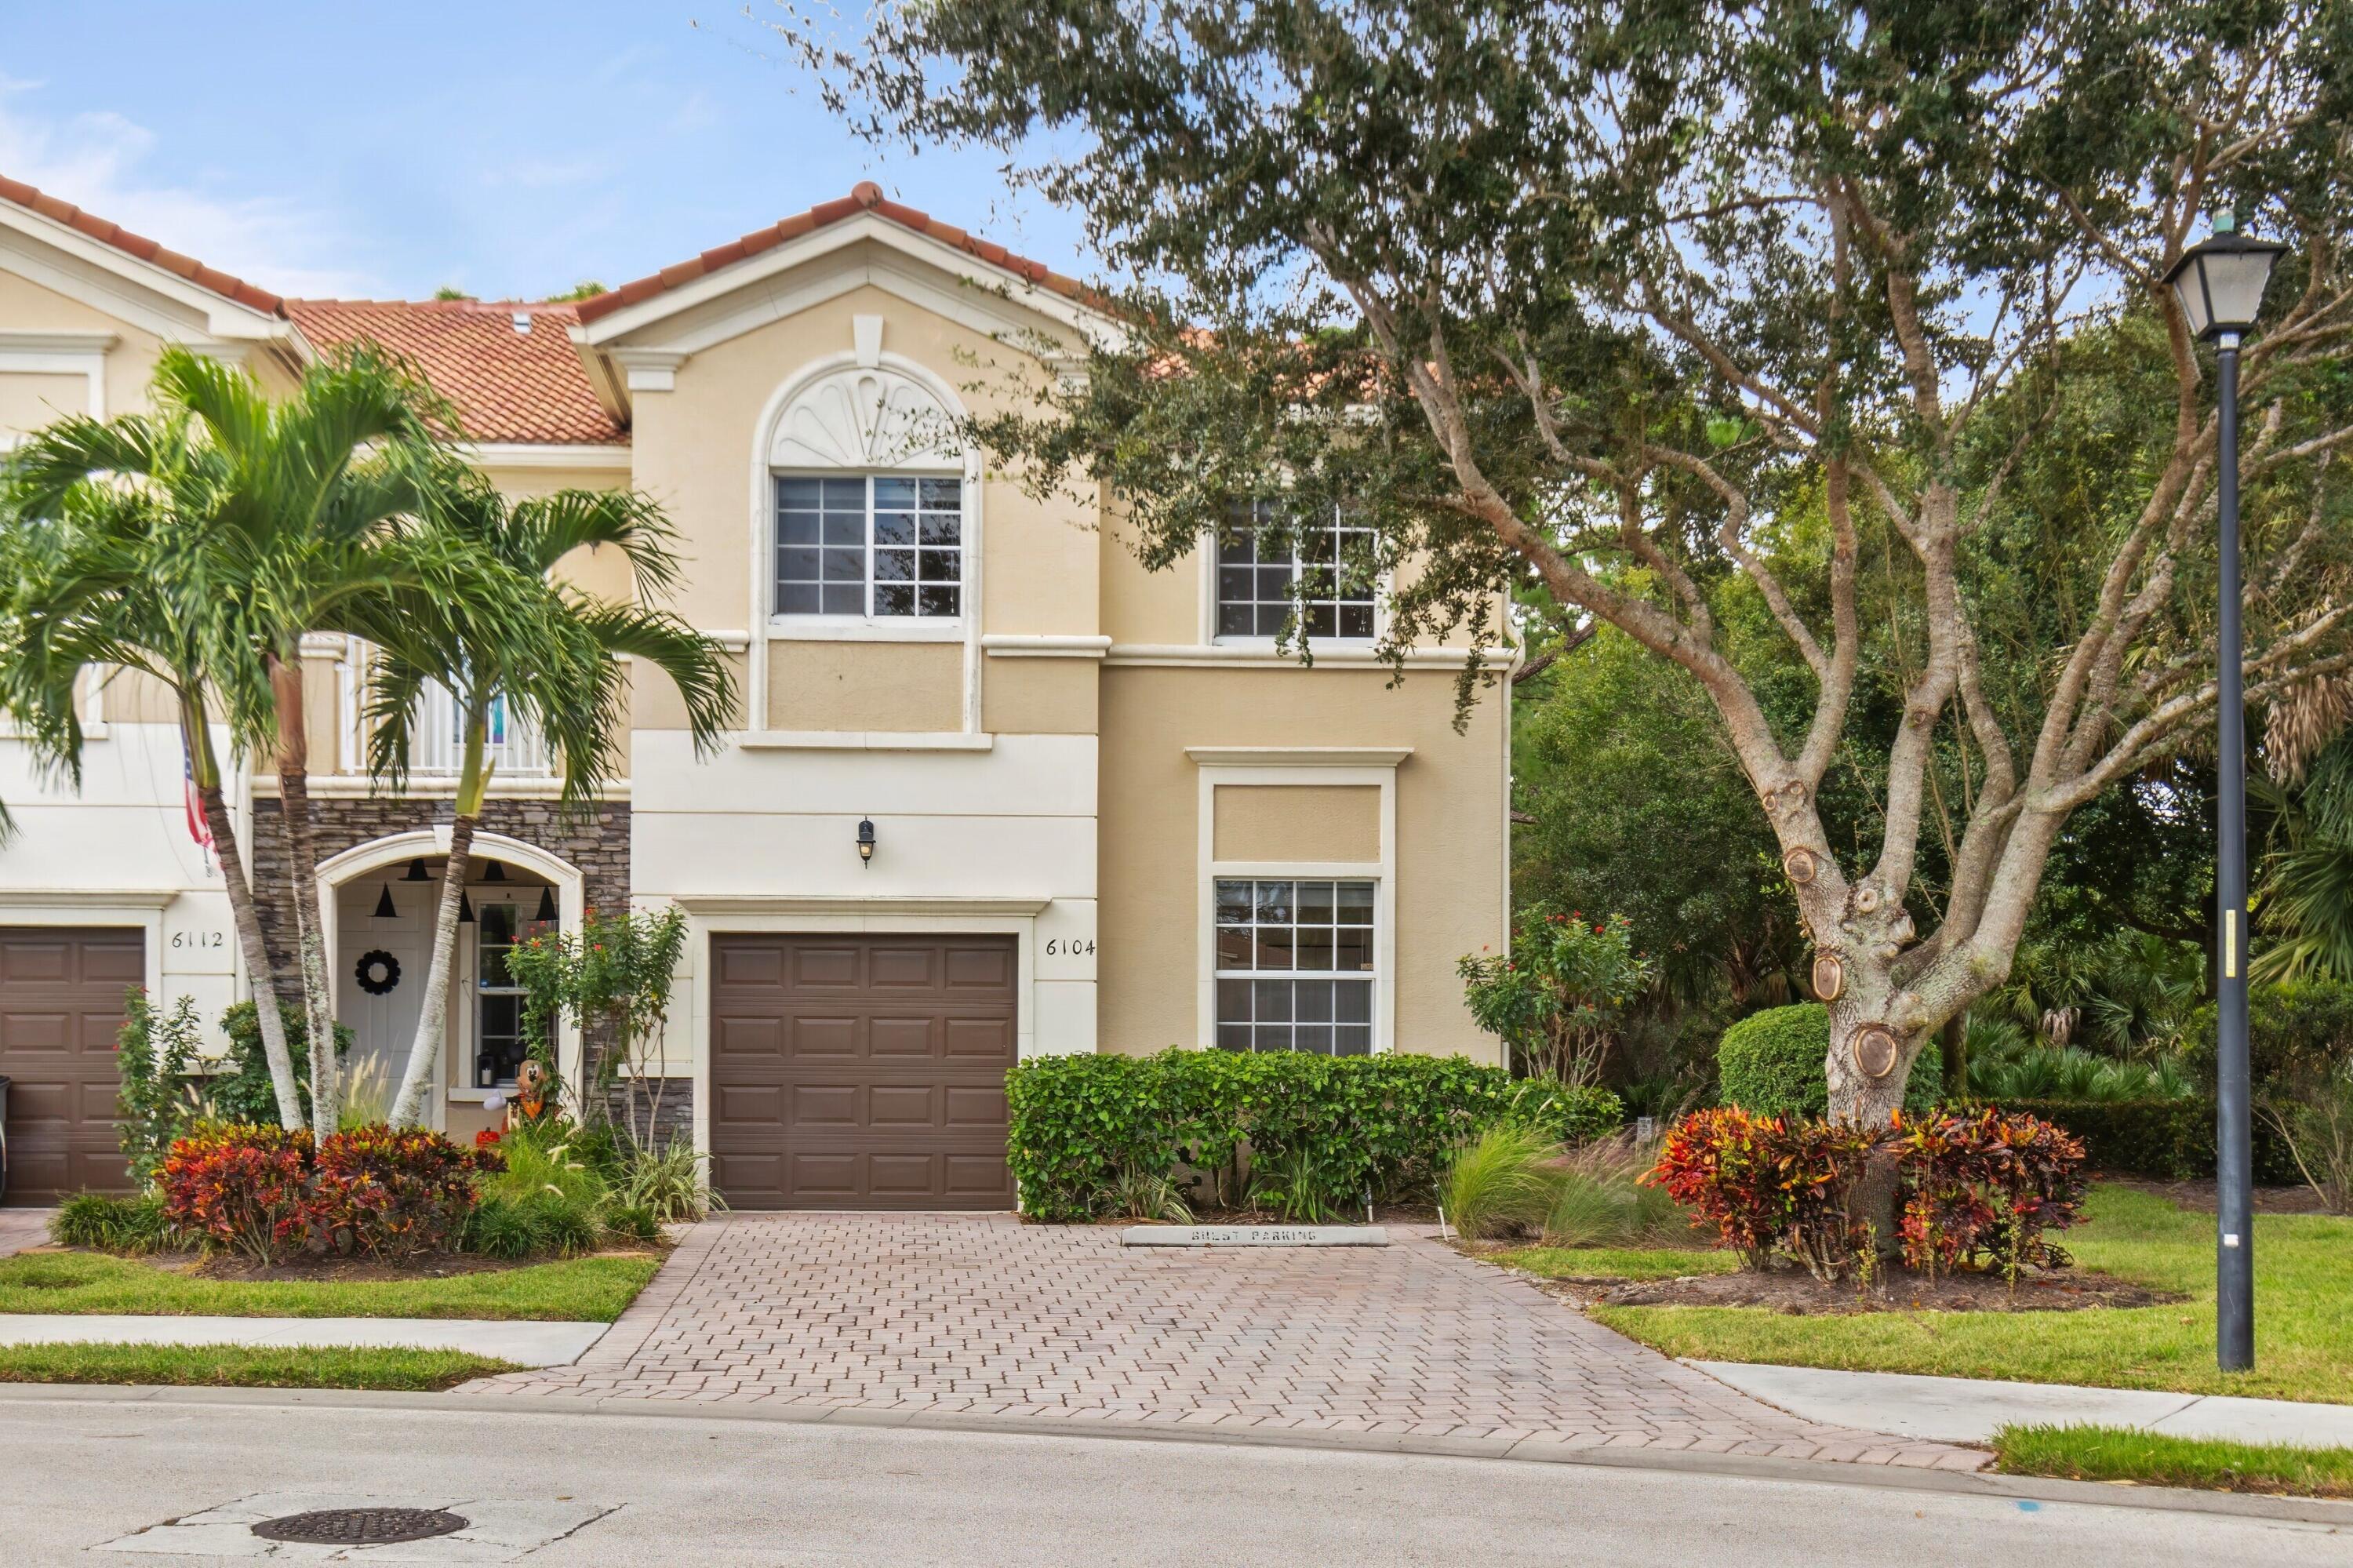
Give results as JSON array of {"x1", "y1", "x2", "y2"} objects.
[
  {"x1": 1215, "y1": 878, "x2": 1377, "y2": 1054},
  {"x1": 776, "y1": 475, "x2": 962, "y2": 618},
  {"x1": 1216, "y1": 502, "x2": 1377, "y2": 639}
]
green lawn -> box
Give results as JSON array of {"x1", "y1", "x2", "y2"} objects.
[
  {"x1": 0, "y1": 1342, "x2": 519, "y2": 1392},
  {"x1": 0, "y1": 1250, "x2": 660, "y2": 1322},
  {"x1": 1994, "y1": 1423, "x2": 2353, "y2": 1499},
  {"x1": 1590, "y1": 1186, "x2": 2353, "y2": 1404},
  {"x1": 1491, "y1": 1245, "x2": 1741, "y2": 1282}
]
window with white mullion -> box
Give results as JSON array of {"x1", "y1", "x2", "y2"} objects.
[
  {"x1": 1216, "y1": 500, "x2": 1377, "y2": 640},
  {"x1": 1214, "y1": 877, "x2": 1377, "y2": 1055},
  {"x1": 775, "y1": 475, "x2": 962, "y2": 619}
]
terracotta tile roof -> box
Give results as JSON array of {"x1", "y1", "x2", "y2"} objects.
[
  {"x1": 0, "y1": 172, "x2": 289, "y2": 318},
  {"x1": 573, "y1": 180, "x2": 1093, "y2": 326},
  {"x1": 287, "y1": 299, "x2": 627, "y2": 446}
]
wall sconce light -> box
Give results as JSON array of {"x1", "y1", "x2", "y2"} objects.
[{"x1": 856, "y1": 817, "x2": 877, "y2": 867}]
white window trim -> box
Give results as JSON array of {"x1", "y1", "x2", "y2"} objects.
[
  {"x1": 1192, "y1": 758, "x2": 1399, "y2": 1054},
  {"x1": 767, "y1": 468, "x2": 972, "y2": 640},
  {"x1": 1196, "y1": 506, "x2": 1391, "y2": 649},
  {"x1": 744, "y1": 336, "x2": 985, "y2": 734}
]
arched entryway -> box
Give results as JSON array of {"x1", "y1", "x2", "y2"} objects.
[{"x1": 313, "y1": 829, "x2": 585, "y2": 1136}]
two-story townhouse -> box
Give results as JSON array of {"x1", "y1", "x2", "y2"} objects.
[{"x1": 0, "y1": 178, "x2": 1511, "y2": 1210}]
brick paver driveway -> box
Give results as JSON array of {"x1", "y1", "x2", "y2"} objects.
[{"x1": 471, "y1": 1214, "x2": 1981, "y2": 1471}]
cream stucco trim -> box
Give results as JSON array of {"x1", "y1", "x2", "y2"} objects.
[
  {"x1": 1109, "y1": 643, "x2": 1514, "y2": 669},
  {"x1": 1185, "y1": 745, "x2": 1413, "y2": 769},
  {"x1": 311, "y1": 828, "x2": 587, "y2": 1133},
  {"x1": 0, "y1": 207, "x2": 294, "y2": 347},
  {"x1": 1192, "y1": 758, "x2": 1399, "y2": 1055},
  {"x1": 734, "y1": 729, "x2": 995, "y2": 752},
  {"x1": 464, "y1": 442, "x2": 633, "y2": 471},
  {"x1": 678, "y1": 893, "x2": 1054, "y2": 1162},
  {"x1": 0, "y1": 329, "x2": 112, "y2": 417},
  {"x1": 981, "y1": 635, "x2": 1112, "y2": 659}
]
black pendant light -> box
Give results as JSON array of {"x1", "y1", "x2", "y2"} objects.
[
  {"x1": 482, "y1": 860, "x2": 507, "y2": 882},
  {"x1": 534, "y1": 886, "x2": 558, "y2": 924},
  {"x1": 402, "y1": 857, "x2": 431, "y2": 882},
  {"x1": 373, "y1": 884, "x2": 398, "y2": 919},
  {"x1": 458, "y1": 890, "x2": 475, "y2": 923}
]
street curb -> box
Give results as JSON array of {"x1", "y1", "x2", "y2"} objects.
[{"x1": 2, "y1": 1383, "x2": 2347, "y2": 1528}]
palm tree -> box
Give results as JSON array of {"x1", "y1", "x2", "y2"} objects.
[
  {"x1": 9, "y1": 344, "x2": 454, "y2": 1134},
  {"x1": 362, "y1": 472, "x2": 733, "y2": 1129},
  {"x1": 0, "y1": 434, "x2": 307, "y2": 1126}
]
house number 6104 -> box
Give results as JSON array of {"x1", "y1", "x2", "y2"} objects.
[{"x1": 1043, "y1": 937, "x2": 1095, "y2": 957}]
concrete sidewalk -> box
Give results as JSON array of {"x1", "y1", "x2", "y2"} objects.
[
  {"x1": 1695, "y1": 1361, "x2": 2353, "y2": 1448},
  {"x1": 0, "y1": 1313, "x2": 606, "y2": 1367}
]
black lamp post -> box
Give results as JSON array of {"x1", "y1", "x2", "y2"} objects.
[{"x1": 2162, "y1": 212, "x2": 2286, "y2": 1374}]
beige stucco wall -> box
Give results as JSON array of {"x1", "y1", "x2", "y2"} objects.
[
  {"x1": 0, "y1": 369, "x2": 89, "y2": 435},
  {"x1": 766, "y1": 639, "x2": 962, "y2": 733},
  {"x1": 0, "y1": 267, "x2": 168, "y2": 420},
  {"x1": 1213, "y1": 784, "x2": 1380, "y2": 863},
  {"x1": 981, "y1": 658, "x2": 1098, "y2": 735},
  {"x1": 1098, "y1": 665, "x2": 1505, "y2": 1061}
]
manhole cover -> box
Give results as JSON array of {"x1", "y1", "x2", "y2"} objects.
[{"x1": 251, "y1": 1508, "x2": 470, "y2": 1545}]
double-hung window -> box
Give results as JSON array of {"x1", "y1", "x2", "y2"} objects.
[
  {"x1": 775, "y1": 475, "x2": 963, "y2": 619},
  {"x1": 1216, "y1": 502, "x2": 1377, "y2": 640},
  {"x1": 1214, "y1": 878, "x2": 1377, "y2": 1054}
]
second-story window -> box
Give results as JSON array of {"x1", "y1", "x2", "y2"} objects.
[
  {"x1": 775, "y1": 475, "x2": 962, "y2": 619},
  {"x1": 1217, "y1": 501, "x2": 1377, "y2": 639}
]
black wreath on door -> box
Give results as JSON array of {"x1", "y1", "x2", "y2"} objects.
[{"x1": 355, "y1": 949, "x2": 402, "y2": 996}]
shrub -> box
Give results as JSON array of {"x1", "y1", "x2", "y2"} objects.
[
  {"x1": 1646, "y1": 1108, "x2": 1879, "y2": 1279},
  {"x1": 2002, "y1": 1097, "x2": 2300, "y2": 1183},
  {"x1": 1540, "y1": 1138, "x2": 1682, "y2": 1248},
  {"x1": 1438, "y1": 1122, "x2": 1560, "y2": 1239},
  {"x1": 1004, "y1": 1049, "x2": 1623, "y2": 1221},
  {"x1": 1718, "y1": 1003, "x2": 1941, "y2": 1120},
  {"x1": 1889, "y1": 1107, "x2": 2089, "y2": 1277},
  {"x1": 115, "y1": 991, "x2": 203, "y2": 1187},
  {"x1": 1457, "y1": 909, "x2": 1655, "y2": 1085},
  {"x1": 464, "y1": 1123, "x2": 613, "y2": 1254},
  {"x1": 458, "y1": 1195, "x2": 540, "y2": 1260},
  {"x1": 207, "y1": 1002, "x2": 351, "y2": 1126},
  {"x1": 51, "y1": 1191, "x2": 173, "y2": 1253},
  {"x1": 312, "y1": 1126, "x2": 491, "y2": 1261},
  {"x1": 611, "y1": 1141, "x2": 721, "y2": 1224},
  {"x1": 158, "y1": 1124, "x2": 318, "y2": 1265},
  {"x1": 602, "y1": 1202, "x2": 662, "y2": 1242}
]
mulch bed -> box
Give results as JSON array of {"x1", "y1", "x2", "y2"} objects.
[{"x1": 1544, "y1": 1263, "x2": 2183, "y2": 1315}]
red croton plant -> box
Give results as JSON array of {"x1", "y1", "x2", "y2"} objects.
[
  {"x1": 160, "y1": 1122, "x2": 499, "y2": 1266},
  {"x1": 1647, "y1": 1105, "x2": 2086, "y2": 1283}
]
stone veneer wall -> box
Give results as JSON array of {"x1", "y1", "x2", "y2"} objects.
[{"x1": 245, "y1": 794, "x2": 692, "y2": 1143}]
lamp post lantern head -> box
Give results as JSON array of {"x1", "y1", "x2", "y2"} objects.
[
  {"x1": 856, "y1": 817, "x2": 877, "y2": 866},
  {"x1": 2163, "y1": 215, "x2": 2288, "y2": 342}
]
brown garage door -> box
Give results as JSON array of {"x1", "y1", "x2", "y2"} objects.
[
  {"x1": 0, "y1": 926, "x2": 141, "y2": 1203},
  {"x1": 709, "y1": 933, "x2": 1016, "y2": 1210}
]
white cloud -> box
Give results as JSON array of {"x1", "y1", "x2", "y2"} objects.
[{"x1": 0, "y1": 84, "x2": 380, "y2": 299}]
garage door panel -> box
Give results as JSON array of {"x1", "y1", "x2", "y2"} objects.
[
  {"x1": 0, "y1": 926, "x2": 140, "y2": 1203},
  {"x1": 714, "y1": 1082, "x2": 787, "y2": 1127},
  {"x1": 716, "y1": 942, "x2": 784, "y2": 988},
  {"x1": 710, "y1": 933, "x2": 1016, "y2": 1210},
  {"x1": 868, "y1": 946, "x2": 937, "y2": 988},
  {"x1": 713, "y1": 1013, "x2": 784, "y2": 1058}
]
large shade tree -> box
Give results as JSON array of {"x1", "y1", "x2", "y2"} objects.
[{"x1": 799, "y1": 0, "x2": 2353, "y2": 1130}]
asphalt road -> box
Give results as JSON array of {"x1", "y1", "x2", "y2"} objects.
[{"x1": 2, "y1": 1392, "x2": 2344, "y2": 1566}]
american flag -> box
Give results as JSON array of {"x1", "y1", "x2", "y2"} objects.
[{"x1": 182, "y1": 737, "x2": 213, "y2": 861}]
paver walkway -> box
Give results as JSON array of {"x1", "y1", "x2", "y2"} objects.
[
  {"x1": 467, "y1": 1213, "x2": 1984, "y2": 1471},
  {"x1": 0, "y1": 1209, "x2": 53, "y2": 1257}
]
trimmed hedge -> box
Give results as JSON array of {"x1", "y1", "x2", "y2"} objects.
[
  {"x1": 2002, "y1": 1098, "x2": 2300, "y2": 1184},
  {"x1": 1717, "y1": 1003, "x2": 1941, "y2": 1119},
  {"x1": 1005, "y1": 1050, "x2": 1622, "y2": 1221}
]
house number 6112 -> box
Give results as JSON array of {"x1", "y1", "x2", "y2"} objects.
[
  {"x1": 1043, "y1": 937, "x2": 1095, "y2": 957},
  {"x1": 170, "y1": 930, "x2": 226, "y2": 950}
]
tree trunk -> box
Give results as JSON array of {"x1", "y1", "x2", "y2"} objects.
[
  {"x1": 187, "y1": 709, "x2": 304, "y2": 1130},
  {"x1": 271, "y1": 653, "x2": 340, "y2": 1137},
  {"x1": 390, "y1": 709, "x2": 489, "y2": 1129},
  {"x1": 1940, "y1": 1013, "x2": 1967, "y2": 1103}
]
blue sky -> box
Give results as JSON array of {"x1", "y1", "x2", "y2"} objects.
[{"x1": 0, "y1": 2, "x2": 1089, "y2": 301}]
